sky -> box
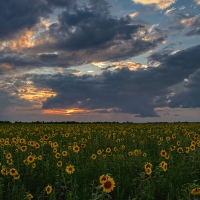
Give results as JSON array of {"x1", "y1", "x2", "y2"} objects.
[{"x1": 0, "y1": 0, "x2": 200, "y2": 123}]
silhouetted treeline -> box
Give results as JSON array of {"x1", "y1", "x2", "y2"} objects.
[
  {"x1": 0, "y1": 121, "x2": 12, "y2": 123},
  {"x1": 0, "y1": 121, "x2": 198, "y2": 124}
]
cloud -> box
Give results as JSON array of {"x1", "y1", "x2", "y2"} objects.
[
  {"x1": 0, "y1": 90, "x2": 31, "y2": 120},
  {"x1": 195, "y1": 0, "x2": 200, "y2": 5},
  {"x1": 0, "y1": 0, "x2": 50, "y2": 40},
  {"x1": 0, "y1": 0, "x2": 167, "y2": 72},
  {"x1": 165, "y1": 7, "x2": 176, "y2": 15},
  {"x1": 132, "y1": 0, "x2": 176, "y2": 9},
  {"x1": 129, "y1": 12, "x2": 139, "y2": 18},
  {"x1": 169, "y1": 69, "x2": 200, "y2": 108},
  {"x1": 18, "y1": 44, "x2": 200, "y2": 118}
]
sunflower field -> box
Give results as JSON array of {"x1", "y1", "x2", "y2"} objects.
[{"x1": 0, "y1": 122, "x2": 200, "y2": 200}]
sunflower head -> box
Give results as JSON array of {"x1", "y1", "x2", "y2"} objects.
[
  {"x1": 101, "y1": 177, "x2": 115, "y2": 193},
  {"x1": 66, "y1": 164, "x2": 75, "y2": 174},
  {"x1": 45, "y1": 185, "x2": 53, "y2": 194},
  {"x1": 99, "y1": 174, "x2": 111, "y2": 184}
]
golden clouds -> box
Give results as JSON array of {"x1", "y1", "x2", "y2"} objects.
[
  {"x1": 113, "y1": 62, "x2": 147, "y2": 70},
  {"x1": 180, "y1": 16, "x2": 198, "y2": 27},
  {"x1": 132, "y1": 0, "x2": 176, "y2": 9},
  {"x1": 129, "y1": 12, "x2": 139, "y2": 18},
  {"x1": 18, "y1": 86, "x2": 56, "y2": 102},
  {"x1": 43, "y1": 108, "x2": 88, "y2": 115},
  {"x1": 0, "y1": 63, "x2": 12, "y2": 70},
  {"x1": 9, "y1": 31, "x2": 35, "y2": 50},
  {"x1": 195, "y1": 0, "x2": 200, "y2": 4}
]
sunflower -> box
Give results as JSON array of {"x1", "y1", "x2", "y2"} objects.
[
  {"x1": 160, "y1": 150, "x2": 167, "y2": 157},
  {"x1": 99, "y1": 174, "x2": 111, "y2": 184},
  {"x1": 55, "y1": 153, "x2": 60, "y2": 159},
  {"x1": 177, "y1": 147, "x2": 183, "y2": 153},
  {"x1": 27, "y1": 155, "x2": 35, "y2": 163},
  {"x1": 13, "y1": 173, "x2": 20, "y2": 180},
  {"x1": 9, "y1": 168, "x2": 18, "y2": 176},
  {"x1": 128, "y1": 151, "x2": 133, "y2": 156},
  {"x1": 73, "y1": 145, "x2": 80, "y2": 153},
  {"x1": 143, "y1": 153, "x2": 147, "y2": 157},
  {"x1": 162, "y1": 163, "x2": 167, "y2": 172},
  {"x1": 177, "y1": 141, "x2": 180, "y2": 146},
  {"x1": 191, "y1": 187, "x2": 200, "y2": 195},
  {"x1": 7, "y1": 159, "x2": 13, "y2": 165},
  {"x1": 170, "y1": 145, "x2": 176, "y2": 151},
  {"x1": 45, "y1": 185, "x2": 53, "y2": 194},
  {"x1": 57, "y1": 161, "x2": 62, "y2": 167},
  {"x1": 43, "y1": 135, "x2": 49, "y2": 140},
  {"x1": 32, "y1": 163, "x2": 36, "y2": 168},
  {"x1": 53, "y1": 148, "x2": 57, "y2": 153},
  {"x1": 97, "y1": 150, "x2": 102, "y2": 155},
  {"x1": 21, "y1": 146, "x2": 27, "y2": 152},
  {"x1": 53, "y1": 142, "x2": 59, "y2": 148},
  {"x1": 172, "y1": 134, "x2": 176, "y2": 139},
  {"x1": 35, "y1": 143, "x2": 40, "y2": 149},
  {"x1": 165, "y1": 154, "x2": 170, "y2": 160},
  {"x1": 106, "y1": 148, "x2": 111, "y2": 153},
  {"x1": 62, "y1": 151, "x2": 68, "y2": 156},
  {"x1": 160, "y1": 161, "x2": 166, "y2": 168},
  {"x1": 66, "y1": 164, "x2": 75, "y2": 174},
  {"x1": 185, "y1": 147, "x2": 190, "y2": 154},
  {"x1": 26, "y1": 193, "x2": 33, "y2": 200},
  {"x1": 145, "y1": 168, "x2": 152, "y2": 175},
  {"x1": 6, "y1": 153, "x2": 12, "y2": 159},
  {"x1": 38, "y1": 155, "x2": 43, "y2": 160},
  {"x1": 157, "y1": 141, "x2": 161, "y2": 146},
  {"x1": 91, "y1": 154, "x2": 97, "y2": 160},
  {"x1": 190, "y1": 144, "x2": 195, "y2": 151},
  {"x1": 144, "y1": 162, "x2": 152, "y2": 169},
  {"x1": 1, "y1": 168, "x2": 8, "y2": 176},
  {"x1": 65, "y1": 133, "x2": 69, "y2": 138},
  {"x1": 101, "y1": 177, "x2": 115, "y2": 193},
  {"x1": 113, "y1": 147, "x2": 117, "y2": 152}
]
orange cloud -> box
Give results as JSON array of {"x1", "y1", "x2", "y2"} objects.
[
  {"x1": 9, "y1": 30, "x2": 35, "y2": 50},
  {"x1": 43, "y1": 108, "x2": 90, "y2": 115},
  {"x1": 0, "y1": 63, "x2": 12, "y2": 70},
  {"x1": 129, "y1": 12, "x2": 139, "y2": 18},
  {"x1": 113, "y1": 62, "x2": 147, "y2": 70},
  {"x1": 195, "y1": 0, "x2": 200, "y2": 5},
  {"x1": 132, "y1": 0, "x2": 176, "y2": 9},
  {"x1": 18, "y1": 86, "x2": 57, "y2": 102},
  {"x1": 180, "y1": 16, "x2": 199, "y2": 27}
]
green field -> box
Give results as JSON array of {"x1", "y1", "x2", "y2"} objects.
[{"x1": 0, "y1": 123, "x2": 200, "y2": 200}]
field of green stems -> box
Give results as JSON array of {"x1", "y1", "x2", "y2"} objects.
[{"x1": 0, "y1": 123, "x2": 200, "y2": 200}]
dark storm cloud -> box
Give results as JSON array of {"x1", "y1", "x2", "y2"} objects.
[
  {"x1": 0, "y1": 0, "x2": 166, "y2": 70},
  {"x1": 28, "y1": 69, "x2": 160, "y2": 117},
  {"x1": 169, "y1": 70, "x2": 200, "y2": 108},
  {"x1": 0, "y1": 0, "x2": 76, "y2": 41},
  {"x1": 46, "y1": 0, "x2": 76, "y2": 7},
  {"x1": 167, "y1": 9, "x2": 200, "y2": 37},
  {"x1": 0, "y1": 0, "x2": 49, "y2": 40},
  {"x1": 34, "y1": 0, "x2": 166, "y2": 60},
  {"x1": 185, "y1": 28, "x2": 200, "y2": 37},
  {"x1": 22, "y1": 44, "x2": 200, "y2": 118},
  {"x1": 0, "y1": 90, "x2": 31, "y2": 120}
]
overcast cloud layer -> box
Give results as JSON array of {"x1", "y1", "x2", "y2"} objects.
[{"x1": 0, "y1": 0, "x2": 200, "y2": 122}]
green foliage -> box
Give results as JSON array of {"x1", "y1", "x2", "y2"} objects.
[{"x1": 0, "y1": 123, "x2": 200, "y2": 199}]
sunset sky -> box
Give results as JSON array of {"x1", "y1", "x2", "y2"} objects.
[{"x1": 0, "y1": 0, "x2": 200, "y2": 122}]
